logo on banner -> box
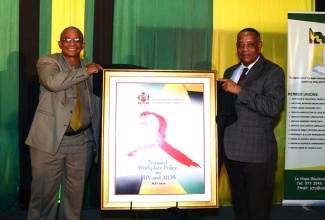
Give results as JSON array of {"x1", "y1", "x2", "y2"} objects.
[
  {"x1": 137, "y1": 92, "x2": 150, "y2": 105},
  {"x1": 309, "y1": 28, "x2": 325, "y2": 75}
]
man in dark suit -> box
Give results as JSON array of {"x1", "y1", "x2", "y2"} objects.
[
  {"x1": 217, "y1": 28, "x2": 285, "y2": 220},
  {"x1": 25, "y1": 26, "x2": 102, "y2": 220}
]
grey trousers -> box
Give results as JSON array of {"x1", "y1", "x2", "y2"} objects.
[{"x1": 28, "y1": 132, "x2": 92, "y2": 220}]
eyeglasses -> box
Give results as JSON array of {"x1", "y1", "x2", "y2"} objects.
[
  {"x1": 60, "y1": 38, "x2": 83, "y2": 44},
  {"x1": 236, "y1": 42, "x2": 258, "y2": 49}
]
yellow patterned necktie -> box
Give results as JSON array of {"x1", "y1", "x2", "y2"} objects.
[
  {"x1": 70, "y1": 84, "x2": 82, "y2": 131},
  {"x1": 70, "y1": 66, "x2": 83, "y2": 131}
]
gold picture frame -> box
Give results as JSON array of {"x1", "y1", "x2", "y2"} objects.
[{"x1": 101, "y1": 69, "x2": 218, "y2": 210}]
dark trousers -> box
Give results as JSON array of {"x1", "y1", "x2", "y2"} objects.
[{"x1": 225, "y1": 157, "x2": 276, "y2": 220}]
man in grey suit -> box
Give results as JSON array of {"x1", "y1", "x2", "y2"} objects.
[
  {"x1": 218, "y1": 28, "x2": 285, "y2": 220},
  {"x1": 25, "y1": 26, "x2": 102, "y2": 220}
]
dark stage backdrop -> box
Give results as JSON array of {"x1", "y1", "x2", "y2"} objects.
[
  {"x1": 14, "y1": 0, "x2": 323, "y2": 211},
  {"x1": 19, "y1": 0, "x2": 40, "y2": 210}
]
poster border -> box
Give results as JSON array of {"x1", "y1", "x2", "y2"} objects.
[{"x1": 101, "y1": 69, "x2": 218, "y2": 210}]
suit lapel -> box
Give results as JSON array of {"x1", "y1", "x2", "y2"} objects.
[
  {"x1": 240, "y1": 55, "x2": 265, "y2": 86},
  {"x1": 81, "y1": 59, "x2": 93, "y2": 113},
  {"x1": 225, "y1": 64, "x2": 241, "y2": 79},
  {"x1": 58, "y1": 53, "x2": 78, "y2": 94}
]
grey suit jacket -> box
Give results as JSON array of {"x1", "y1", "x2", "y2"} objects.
[
  {"x1": 223, "y1": 55, "x2": 285, "y2": 163},
  {"x1": 25, "y1": 53, "x2": 101, "y2": 163}
]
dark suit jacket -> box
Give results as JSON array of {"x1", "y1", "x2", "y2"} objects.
[
  {"x1": 223, "y1": 55, "x2": 285, "y2": 163},
  {"x1": 216, "y1": 81, "x2": 237, "y2": 172}
]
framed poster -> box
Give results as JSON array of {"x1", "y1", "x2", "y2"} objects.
[{"x1": 101, "y1": 69, "x2": 218, "y2": 210}]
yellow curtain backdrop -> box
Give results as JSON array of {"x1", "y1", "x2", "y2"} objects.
[
  {"x1": 51, "y1": 0, "x2": 85, "y2": 57},
  {"x1": 49, "y1": 0, "x2": 87, "y2": 204},
  {"x1": 213, "y1": 0, "x2": 315, "y2": 205}
]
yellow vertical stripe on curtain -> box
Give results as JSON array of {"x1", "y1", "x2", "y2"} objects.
[
  {"x1": 51, "y1": 0, "x2": 86, "y2": 57},
  {"x1": 212, "y1": 0, "x2": 315, "y2": 205}
]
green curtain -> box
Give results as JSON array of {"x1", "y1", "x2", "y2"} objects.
[
  {"x1": 84, "y1": 0, "x2": 95, "y2": 61},
  {"x1": 0, "y1": 0, "x2": 20, "y2": 210},
  {"x1": 39, "y1": 0, "x2": 52, "y2": 56},
  {"x1": 112, "y1": 0, "x2": 213, "y2": 70}
]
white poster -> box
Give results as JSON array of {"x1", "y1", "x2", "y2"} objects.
[{"x1": 284, "y1": 12, "x2": 325, "y2": 205}]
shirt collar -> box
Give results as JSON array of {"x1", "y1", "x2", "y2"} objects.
[{"x1": 241, "y1": 55, "x2": 260, "y2": 70}]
